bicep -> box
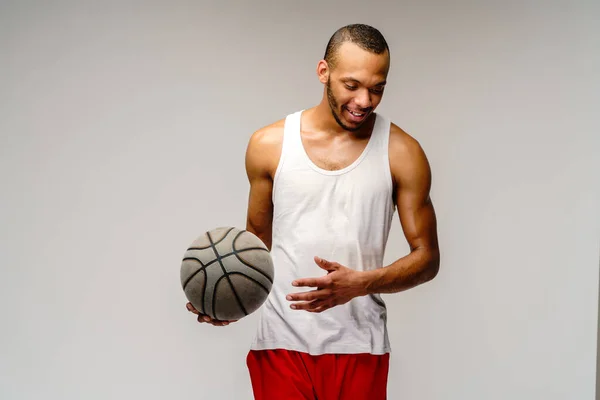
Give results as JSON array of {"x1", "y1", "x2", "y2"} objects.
[
  {"x1": 393, "y1": 142, "x2": 439, "y2": 254},
  {"x1": 244, "y1": 131, "x2": 276, "y2": 249}
]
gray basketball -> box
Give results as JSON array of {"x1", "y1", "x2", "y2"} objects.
[{"x1": 180, "y1": 227, "x2": 274, "y2": 321}]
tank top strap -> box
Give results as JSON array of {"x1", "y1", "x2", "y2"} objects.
[
  {"x1": 368, "y1": 113, "x2": 393, "y2": 193},
  {"x1": 371, "y1": 113, "x2": 391, "y2": 154},
  {"x1": 273, "y1": 110, "x2": 304, "y2": 188},
  {"x1": 283, "y1": 109, "x2": 303, "y2": 149}
]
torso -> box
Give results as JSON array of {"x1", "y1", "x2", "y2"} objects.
[{"x1": 250, "y1": 109, "x2": 398, "y2": 356}]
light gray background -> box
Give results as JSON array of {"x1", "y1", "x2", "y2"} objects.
[{"x1": 1, "y1": 1, "x2": 599, "y2": 399}]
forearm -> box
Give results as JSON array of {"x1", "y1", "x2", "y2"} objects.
[
  {"x1": 362, "y1": 247, "x2": 440, "y2": 295},
  {"x1": 246, "y1": 217, "x2": 272, "y2": 251}
]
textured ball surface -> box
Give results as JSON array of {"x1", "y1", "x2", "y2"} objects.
[{"x1": 180, "y1": 227, "x2": 274, "y2": 321}]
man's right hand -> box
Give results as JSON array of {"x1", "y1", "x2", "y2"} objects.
[{"x1": 186, "y1": 302, "x2": 238, "y2": 327}]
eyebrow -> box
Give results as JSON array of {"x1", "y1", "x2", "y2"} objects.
[{"x1": 341, "y1": 77, "x2": 387, "y2": 86}]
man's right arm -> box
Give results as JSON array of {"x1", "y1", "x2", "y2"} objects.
[
  {"x1": 244, "y1": 122, "x2": 284, "y2": 250},
  {"x1": 187, "y1": 122, "x2": 283, "y2": 326}
]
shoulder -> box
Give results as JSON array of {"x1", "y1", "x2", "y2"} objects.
[
  {"x1": 248, "y1": 118, "x2": 286, "y2": 149},
  {"x1": 388, "y1": 122, "x2": 425, "y2": 161},
  {"x1": 245, "y1": 117, "x2": 286, "y2": 177},
  {"x1": 388, "y1": 122, "x2": 432, "y2": 188}
]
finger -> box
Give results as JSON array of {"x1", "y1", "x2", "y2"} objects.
[
  {"x1": 314, "y1": 256, "x2": 339, "y2": 271},
  {"x1": 199, "y1": 315, "x2": 222, "y2": 325},
  {"x1": 197, "y1": 314, "x2": 212, "y2": 323},
  {"x1": 186, "y1": 302, "x2": 199, "y2": 314},
  {"x1": 197, "y1": 313, "x2": 237, "y2": 326},
  {"x1": 289, "y1": 300, "x2": 318, "y2": 311},
  {"x1": 291, "y1": 300, "x2": 331, "y2": 313},
  {"x1": 286, "y1": 289, "x2": 329, "y2": 302},
  {"x1": 289, "y1": 298, "x2": 330, "y2": 311},
  {"x1": 292, "y1": 276, "x2": 329, "y2": 288},
  {"x1": 310, "y1": 304, "x2": 329, "y2": 313},
  {"x1": 210, "y1": 318, "x2": 238, "y2": 326},
  {"x1": 304, "y1": 299, "x2": 331, "y2": 313}
]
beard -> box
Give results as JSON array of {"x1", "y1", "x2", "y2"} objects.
[{"x1": 326, "y1": 79, "x2": 364, "y2": 132}]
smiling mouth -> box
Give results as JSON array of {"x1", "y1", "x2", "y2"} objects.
[{"x1": 344, "y1": 107, "x2": 370, "y2": 121}]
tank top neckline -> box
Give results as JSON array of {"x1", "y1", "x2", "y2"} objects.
[{"x1": 295, "y1": 109, "x2": 380, "y2": 176}]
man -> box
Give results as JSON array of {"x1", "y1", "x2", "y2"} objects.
[{"x1": 187, "y1": 23, "x2": 440, "y2": 399}]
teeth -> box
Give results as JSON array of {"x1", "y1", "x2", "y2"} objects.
[{"x1": 349, "y1": 111, "x2": 364, "y2": 117}]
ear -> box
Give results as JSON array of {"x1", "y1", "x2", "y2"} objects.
[{"x1": 316, "y1": 59, "x2": 329, "y2": 84}]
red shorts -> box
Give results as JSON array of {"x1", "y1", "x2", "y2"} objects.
[{"x1": 246, "y1": 349, "x2": 390, "y2": 400}]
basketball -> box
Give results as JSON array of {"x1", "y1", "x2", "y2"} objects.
[{"x1": 180, "y1": 226, "x2": 274, "y2": 321}]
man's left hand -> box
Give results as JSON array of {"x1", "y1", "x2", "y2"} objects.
[{"x1": 286, "y1": 256, "x2": 368, "y2": 313}]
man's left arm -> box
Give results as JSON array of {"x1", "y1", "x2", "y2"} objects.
[{"x1": 362, "y1": 128, "x2": 440, "y2": 295}]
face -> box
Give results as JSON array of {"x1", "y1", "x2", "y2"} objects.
[{"x1": 320, "y1": 42, "x2": 389, "y2": 131}]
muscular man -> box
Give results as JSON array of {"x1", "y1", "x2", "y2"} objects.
[{"x1": 187, "y1": 24, "x2": 440, "y2": 399}]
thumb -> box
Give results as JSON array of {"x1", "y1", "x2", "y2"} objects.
[{"x1": 314, "y1": 256, "x2": 338, "y2": 271}]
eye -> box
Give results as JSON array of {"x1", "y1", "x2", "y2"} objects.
[
  {"x1": 345, "y1": 84, "x2": 358, "y2": 90},
  {"x1": 370, "y1": 87, "x2": 385, "y2": 94}
]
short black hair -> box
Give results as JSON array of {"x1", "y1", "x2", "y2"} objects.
[{"x1": 323, "y1": 24, "x2": 389, "y2": 70}]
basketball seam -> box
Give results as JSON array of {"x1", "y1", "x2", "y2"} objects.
[
  {"x1": 207, "y1": 229, "x2": 248, "y2": 319},
  {"x1": 182, "y1": 247, "x2": 270, "y2": 304},
  {"x1": 181, "y1": 257, "x2": 207, "y2": 289},
  {"x1": 182, "y1": 258, "x2": 209, "y2": 314},
  {"x1": 211, "y1": 274, "x2": 230, "y2": 320},
  {"x1": 185, "y1": 227, "x2": 236, "y2": 251},
  {"x1": 231, "y1": 230, "x2": 273, "y2": 284},
  {"x1": 232, "y1": 252, "x2": 273, "y2": 284},
  {"x1": 200, "y1": 267, "x2": 207, "y2": 314},
  {"x1": 226, "y1": 272, "x2": 271, "y2": 295}
]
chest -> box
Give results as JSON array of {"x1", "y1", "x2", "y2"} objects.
[
  {"x1": 300, "y1": 131, "x2": 370, "y2": 171},
  {"x1": 273, "y1": 165, "x2": 392, "y2": 217}
]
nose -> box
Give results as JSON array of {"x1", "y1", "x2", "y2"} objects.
[{"x1": 354, "y1": 89, "x2": 372, "y2": 110}]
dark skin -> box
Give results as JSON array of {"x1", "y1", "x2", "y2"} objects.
[{"x1": 187, "y1": 41, "x2": 440, "y2": 323}]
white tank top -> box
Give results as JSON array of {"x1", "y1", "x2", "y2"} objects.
[{"x1": 250, "y1": 110, "x2": 396, "y2": 355}]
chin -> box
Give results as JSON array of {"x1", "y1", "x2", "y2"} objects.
[
  {"x1": 333, "y1": 112, "x2": 359, "y2": 132},
  {"x1": 341, "y1": 109, "x2": 371, "y2": 131}
]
